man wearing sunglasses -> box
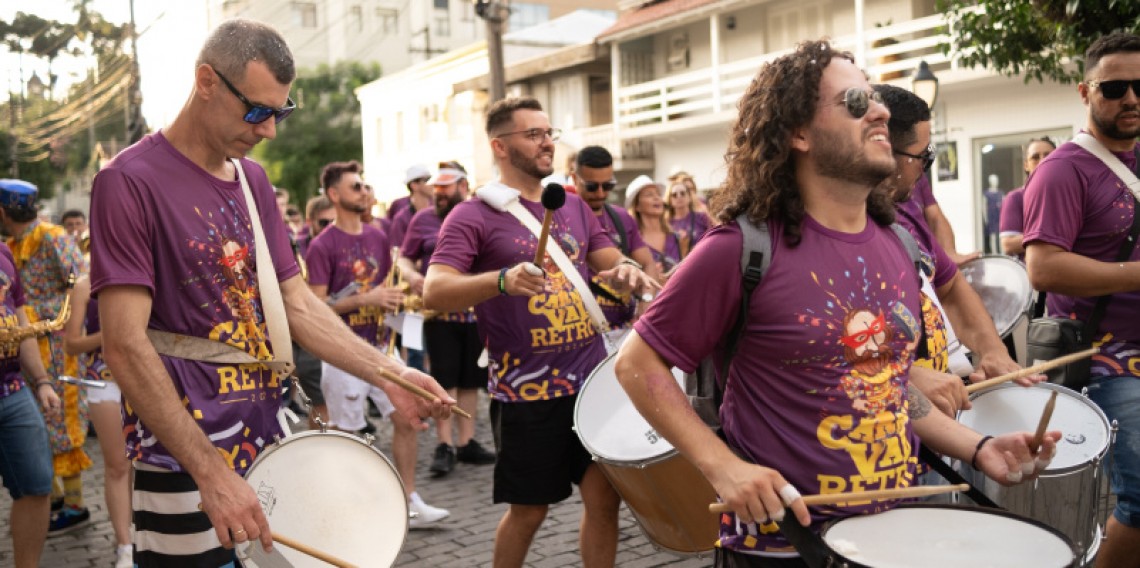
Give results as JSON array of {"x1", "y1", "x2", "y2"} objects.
[
  {"x1": 614, "y1": 40, "x2": 1057, "y2": 568},
  {"x1": 1024, "y1": 32, "x2": 1140, "y2": 568},
  {"x1": 569, "y1": 146, "x2": 660, "y2": 333},
  {"x1": 89, "y1": 20, "x2": 454, "y2": 567}
]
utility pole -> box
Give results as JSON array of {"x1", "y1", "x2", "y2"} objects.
[
  {"x1": 409, "y1": 26, "x2": 447, "y2": 60},
  {"x1": 473, "y1": 0, "x2": 507, "y2": 103},
  {"x1": 125, "y1": 0, "x2": 144, "y2": 143}
]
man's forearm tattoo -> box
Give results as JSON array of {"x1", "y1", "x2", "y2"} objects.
[{"x1": 908, "y1": 387, "x2": 933, "y2": 419}]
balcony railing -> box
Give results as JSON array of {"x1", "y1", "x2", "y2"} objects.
[{"x1": 566, "y1": 123, "x2": 655, "y2": 167}]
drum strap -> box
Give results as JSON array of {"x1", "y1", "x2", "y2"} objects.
[{"x1": 917, "y1": 445, "x2": 1002, "y2": 509}]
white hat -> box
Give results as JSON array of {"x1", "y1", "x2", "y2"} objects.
[
  {"x1": 404, "y1": 164, "x2": 431, "y2": 184},
  {"x1": 428, "y1": 167, "x2": 467, "y2": 186},
  {"x1": 624, "y1": 175, "x2": 661, "y2": 210}
]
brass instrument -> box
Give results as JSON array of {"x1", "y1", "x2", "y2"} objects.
[{"x1": 0, "y1": 273, "x2": 76, "y2": 348}]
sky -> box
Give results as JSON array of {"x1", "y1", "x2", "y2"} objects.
[{"x1": 3, "y1": 1, "x2": 211, "y2": 129}]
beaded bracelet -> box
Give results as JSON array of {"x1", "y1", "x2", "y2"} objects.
[
  {"x1": 498, "y1": 266, "x2": 510, "y2": 296},
  {"x1": 971, "y1": 435, "x2": 993, "y2": 469}
]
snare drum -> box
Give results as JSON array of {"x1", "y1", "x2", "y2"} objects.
[
  {"x1": 574, "y1": 351, "x2": 718, "y2": 554},
  {"x1": 821, "y1": 504, "x2": 1078, "y2": 568},
  {"x1": 958, "y1": 255, "x2": 1035, "y2": 338},
  {"x1": 240, "y1": 430, "x2": 408, "y2": 567},
  {"x1": 956, "y1": 383, "x2": 1113, "y2": 562}
]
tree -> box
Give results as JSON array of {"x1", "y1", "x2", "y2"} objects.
[
  {"x1": 937, "y1": 0, "x2": 1140, "y2": 84},
  {"x1": 251, "y1": 61, "x2": 382, "y2": 205}
]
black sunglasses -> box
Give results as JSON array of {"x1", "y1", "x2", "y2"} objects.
[
  {"x1": 582, "y1": 181, "x2": 617, "y2": 193},
  {"x1": 832, "y1": 87, "x2": 884, "y2": 119},
  {"x1": 317, "y1": 219, "x2": 333, "y2": 229},
  {"x1": 1087, "y1": 79, "x2": 1140, "y2": 100},
  {"x1": 213, "y1": 67, "x2": 297, "y2": 124},
  {"x1": 894, "y1": 143, "x2": 936, "y2": 171}
]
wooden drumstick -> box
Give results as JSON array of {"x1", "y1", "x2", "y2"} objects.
[
  {"x1": 377, "y1": 368, "x2": 472, "y2": 419},
  {"x1": 965, "y1": 347, "x2": 1099, "y2": 394},
  {"x1": 273, "y1": 532, "x2": 358, "y2": 568},
  {"x1": 707, "y1": 484, "x2": 970, "y2": 513},
  {"x1": 532, "y1": 183, "x2": 566, "y2": 266},
  {"x1": 1031, "y1": 390, "x2": 1059, "y2": 453}
]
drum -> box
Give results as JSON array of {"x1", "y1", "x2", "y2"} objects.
[
  {"x1": 573, "y1": 351, "x2": 718, "y2": 554},
  {"x1": 956, "y1": 383, "x2": 1113, "y2": 562},
  {"x1": 958, "y1": 255, "x2": 1035, "y2": 338},
  {"x1": 821, "y1": 504, "x2": 1078, "y2": 567},
  {"x1": 239, "y1": 430, "x2": 408, "y2": 567}
]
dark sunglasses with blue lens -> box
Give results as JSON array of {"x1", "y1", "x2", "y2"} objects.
[{"x1": 213, "y1": 67, "x2": 296, "y2": 124}]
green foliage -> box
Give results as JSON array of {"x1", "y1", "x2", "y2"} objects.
[
  {"x1": 937, "y1": 0, "x2": 1140, "y2": 84},
  {"x1": 251, "y1": 61, "x2": 382, "y2": 205}
]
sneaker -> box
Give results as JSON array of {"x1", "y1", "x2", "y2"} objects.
[
  {"x1": 407, "y1": 494, "x2": 449, "y2": 529},
  {"x1": 48, "y1": 506, "x2": 90, "y2": 536},
  {"x1": 114, "y1": 545, "x2": 134, "y2": 568},
  {"x1": 50, "y1": 498, "x2": 63, "y2": 513},
  {"x1": 429, "y1": 443, "x2": 457, "y2": 477},
  {"x1": 456, "y1": 440, "x2": 496, "y2": 465}
]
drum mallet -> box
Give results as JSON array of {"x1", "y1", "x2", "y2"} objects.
[
  {"x1": 708, "y1": 484, "x2": 970, "y2": 513},
  {"x1": 378, "y1": 368, "x2": 472, "y2": 419},
  {"x1": 1031, "y1": 390, "x2": 1059, "y2": 454},
  {"x1": 532, "y1": 183, "x2": 567, "y2": 267},
  {"x1": 272, "y1": 532, "x2": 358, "y2": 568},
  {"x1": 965, "y1": 347, "x2": 1099, "y2": 394}
]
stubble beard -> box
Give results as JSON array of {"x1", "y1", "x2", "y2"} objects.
[
  {"x1": 508, "y1": 144, "x2": 554, "y2": 181},
  {"x1": 813, "y1": 129, "x2": 896, "y2": 188},
  {"x1": 1092, "y1": 106, "x2": 1140, "y2": 141}
]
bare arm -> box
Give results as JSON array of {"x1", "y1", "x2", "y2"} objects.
[
  {"x1": 397, "y1": 256, "x2": 424, "y2": 295},
  {"x1": 629, "y1": 246, "x2": 661, "y2": 283},
  {"x1": 925, "y1": 203, "x2": 979, "y2": 265},
  {"x1": 1001, "y1": 234, "x2": 1025, "y2": 256},
  {"x1": 587, "y1": 246, "x2": 661, "y2": 296},
  {"x1": 19, "y1": 309, "x2": 59, "y2": 418},
  {"x1": 99, "y1": 285, "x2": 273, "y2": 552},
  {"x1": 62, "y1": 277, "x2": 101, "y2": 356},
  {"x1": 423, "y1": 262, "x2": 545, "y2": 312},
  {"x1": 936, "y1": 272, "x2": 1021, "y2": 380},
  {"x1": 1027, "y1": 242, "x2": 1140, "y2": 297},
  {"x1": 614, "y1": 333, "x2": 811, "y2": 527},
  {"x1": 307, "y1": 281, "x2": 402, "y2": 314}
]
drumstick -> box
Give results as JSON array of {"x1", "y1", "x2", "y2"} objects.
[
  {"x1": 377, "y1": 368, "x2": 472, "y2": 419},
  {"x1": 707, "y1": 484, "x2": 969, "y2": 513},
  {"x1": 965, "y1": 347, "x2": 1099, "y2": 394},
  {"x1": 272, "y1": 532, "x2": 358, "y2": 568},
  {"x1": 532, "y1": 183, "x2": 566, "y2": 266},
  {"x1": 1031, "y1": 390, "x2": 1059, "y2": 453}
]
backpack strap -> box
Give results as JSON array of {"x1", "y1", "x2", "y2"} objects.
[
  {"x1": 603, "y1": 204, "x2": 629, "y2": 254},
  {"x1": 889, "y1": 222, "x2": 924, "y2": 278},
  {"x1": 713, "y1": 215, "x2": 771, "y2": 410}
]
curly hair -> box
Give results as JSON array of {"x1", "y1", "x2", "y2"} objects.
[{"x1": 710, "y1": 39, "x2": 895, "y2": 246}]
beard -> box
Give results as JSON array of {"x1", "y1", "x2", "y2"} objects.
[
  {"x1": 1092, "y1": 104, "x2": 1140, "y2": 141},
  {"x1": 341, "y1": 200, "x2": 367, "y2": 214},
  {"x1": 847, "y1": 345, "x2": 894, "y2": 376},
  {"x1": 436, "y1": 192, "x2": 462, "y2": 217},
  {"x1": 508, "y1": 143, "x2": 554, "y2": 180},
  {"x1": 812, "y1": 128, "x2": 896, "y2": 187}
]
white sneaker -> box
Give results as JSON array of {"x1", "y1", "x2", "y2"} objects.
[
  {"x1": 407, "y1": 493, "x2": 449, "y2": 529},
  {"x1": 114, "y1": 545, "x2": 133, "y2": 568}
]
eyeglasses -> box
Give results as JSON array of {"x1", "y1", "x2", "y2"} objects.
[
  {"x1": 669, "y1": 190, "x2": 688, "y2": 198},
  {"x1": 285, "y1": 208, "x2": 300, "y2": 217},
  {"x1": 213, "y1": 67, "x2": 297, "y2": 124},
  {"x1": 893, "y1": 143, "x2": 936, "y2": 171},
  {"x1": 831, "y1": 87, "x2": 884, "y2": 120},
  {"x1": 345, "y1": 181, "x2": 367, "y2": 192},
  {"x1": 1087, "y1": 79, "x2": 1140, "y2": 100},
  {"x1": 581, "y1": 180, "x2": 617, "y2": 193},
  {"x1": 495, "y1": 128, "x2": 562, "y2": 143},
  {"x1": 317, "y1": 219, "x2": 333, "y2": 229}
]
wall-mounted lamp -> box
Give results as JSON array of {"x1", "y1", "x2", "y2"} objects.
[
  {"x1": 912, "y1": 60, "x2": 939, "y2": 108},
  {"x1": 726, "y1": 16, "x2": 736, "y2": 31}
]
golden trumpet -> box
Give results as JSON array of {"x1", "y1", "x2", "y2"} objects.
[{"x1": 0, "y1": 274, "x2": 76, "y2": 348}]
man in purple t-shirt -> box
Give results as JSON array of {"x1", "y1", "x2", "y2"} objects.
[
  {"x1": 615, "y1": 41, "x2": 1057, "y2": 567},
  {"x1": 424, "y1": 97, "x2": 657, "y2": 568},
  {"x1": 1000, "y1": 137, "x2": 1056, "y2": 259},
  {"x1": 306, "y1": 160, "x2": 450, "y2": 526},
  {"x1": 387, "y1": 163, "x2": 430, "y2": 222},
  {"x1": 89, "y1": 20, "x2": 453, "y2": 568},
  {"x1": 1024, "y1": 33, "x2": 1140, "y2": 568},
  {"x1": 570, "y1": 146, "x2": 659, "y2": 333}
]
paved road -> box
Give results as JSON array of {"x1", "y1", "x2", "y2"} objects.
[{"x1": 0, "y1": 395, "x2": 711, "y2": 567}]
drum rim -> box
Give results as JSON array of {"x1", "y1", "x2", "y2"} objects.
[
  {"x1": 819, "y1": 503, "x2": 1079, "y2": 568},
  {"x1": 958, "y1": 254, "x2": 1035, "y2": 337}
]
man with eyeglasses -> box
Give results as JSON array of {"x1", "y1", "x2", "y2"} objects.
[
  {"x1": 88, "y1": 20, "x2": 454, "y2": 567},
  {"x1": 424, "y1": 97, "x2": 658, "y2": 568},
  {"x1": 570, "y1": 146, "x2": 659, "y2": 335},
  {"x1": 1024, "y1": 32, "x2": 1140, "y2": 568},
  {"x1": 614, "y1": 40, "x2": 1057, "y2": 568}
]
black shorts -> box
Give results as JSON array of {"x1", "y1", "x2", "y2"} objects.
[
  {"x1": 490, "y1": 396, "x2": 593, "y2": 505},
  {"x1": 424, "y1": 321, "x2": 485, "y2": 391},
  {"x1": 292, "y1": 342, "x2": 325, "y2": 406}
]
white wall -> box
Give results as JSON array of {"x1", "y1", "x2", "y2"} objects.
[{"x1": 652, "y1": 128, "x2": 733, "y2": 191}]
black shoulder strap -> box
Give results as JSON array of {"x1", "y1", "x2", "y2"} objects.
[
  {"x1": 603, "y1": 204, "x2": 629, "y2": 254},
  {"x1": 713, "y1": 215, "x2": 770, "y2": 410},
  {"x1": 889, "y1": 222, "x2": 923, "y2": 278}
]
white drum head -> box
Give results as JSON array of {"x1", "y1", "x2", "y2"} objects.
[
  {"x1": 574, "y1": 351, "x2": 686, "y2": 463},
  {"x1": 243, "y1": 431, "x2": 408, "y2": 567},
  {"x1": 823, "y1": 506, "x2": 1075, "y2": 568},
  {"x1": 959, "y1": 256, "x2": 1034, "y2": 337},
  {"x1": 959, "y1": 383, "x2": 1109, "y2": 472}
]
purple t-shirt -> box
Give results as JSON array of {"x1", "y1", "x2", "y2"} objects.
[
  {"x1": 648, "y1": 231, "x2": 684, "y2": 273},
  {"x1": 0, "y1": 245, "x2": 27, "y2": 399},
  {"x1": 894, "y1": 202, "x2": 957, "y2": 290},
  {"x1": 388, "y1": 206, "x2": 415, "y2": 250},
  {"x1": 387, "y1": 195, "x2": 411, "y2": 220},
  {"x1": 999, "y1": 188, "x2": 1026, "y2": 237},
  {"x1": 670, "y1": 210, "x2": 711, "y2": 245},
  {"x1": 593, "y1": 205, "x2": 647, "y2": 329},
  {"x1": 306, "y1": 225, "x2": 391, "y2": 346},
  {"x1": 401, "y1": 207, "x2": 475, "y2": 324},
  {"x1": 897, "y1": 175, "x2": 935, "y2": 229},
  {"x1": 1024, "y1": 140, "x2": 1140, "y2": 380},
  {"x1": 635, "y1": 216, "x2": 922, "y2": 554},
  {"x1": 89, "y1": 131, "x2": 301, "y2": 475},
  {"x1": 431, "y1": 186, "x2": 612, "y2": 402}
]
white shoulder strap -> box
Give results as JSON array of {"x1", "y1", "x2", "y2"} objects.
[
  {"x1": 475, "y1": 183, "x2": 610, "y2": 337},
  {"x1": 232, "y1": 158, "x2": 295, "y2": 375},
  {"x1": 1071, "y1": 133, "x2": 1140, "y2": 200}
]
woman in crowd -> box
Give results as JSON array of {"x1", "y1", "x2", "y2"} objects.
[{"x1": 626, "y1": 175, "x2": 685, "y2": 275}]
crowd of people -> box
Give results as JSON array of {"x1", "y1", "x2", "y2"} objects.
[{"x1": 0, "y1": 16, "x2": 1138, "y2": 568}]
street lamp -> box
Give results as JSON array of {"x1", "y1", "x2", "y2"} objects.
[
  {"x1": 912, "y1": 60, "x2": 939, "y2": 108},
  {"x1": 472, "y1": 0, "x2": 507, "y2": 103}
]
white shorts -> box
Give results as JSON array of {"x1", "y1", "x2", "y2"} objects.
[
  {"x1": 320, "y1": 362, "x2": 395, "y2": 431},
  {"x1": 86, "y1": 381, "x2": 123, "y2": 405}
]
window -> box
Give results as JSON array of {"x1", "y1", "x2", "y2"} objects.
[
  {"x1": 434, "y1": 0, "x2": 449, "y2": 10},
  {"x1": 377, "y1": 7, "x2": 398, "y2": 34},
  {"x1": 350, "y1": 5, "x2": 363, "y2": 32},
  {"x1": 292, "y1": 2, "x2": 317, "y2": 28},
  {"x1": 508, "y1": 2, "x2": 549, "y2": 31},
  {"x1": 436, "y1": 16, "x2": 451, "y2": 37}
]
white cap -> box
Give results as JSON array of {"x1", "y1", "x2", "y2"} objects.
[
  {"x1": 404, "y1": 164, "x2": 431, "y2": 184},
  {"x1": 624, "y1": 174, "x2": 661, "y2": 210},
  {"x1": 428, "y1": 168, "x2": 467, "y2": 186}
]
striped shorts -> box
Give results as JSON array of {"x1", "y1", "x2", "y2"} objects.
[{"x1": 133, "y1": 462, "x2": 238, "y2": 568}]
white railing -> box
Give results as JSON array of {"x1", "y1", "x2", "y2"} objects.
[
  {"x1": 615, "y1": 11, "x2": 977, "y2": 134},
  {"x1": 569, "y1": 123, "x2": 654, "y2": 161}
]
